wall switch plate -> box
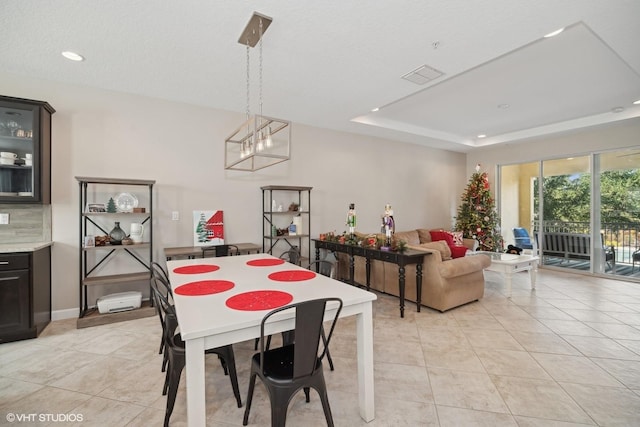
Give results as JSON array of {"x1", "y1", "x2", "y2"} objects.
[
  {"x1": 0, "y1": 213, "x2": 9, "y2": 224},
  {"x1": 171, "y1": 211, "x2": 179, "y2": 221}
]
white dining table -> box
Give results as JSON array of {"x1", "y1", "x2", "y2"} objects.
[{"x1": 166, "y1": 253, "x2": 377, "y2": 426}]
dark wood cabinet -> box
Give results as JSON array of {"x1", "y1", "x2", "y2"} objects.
[
  {"x1": 0, "y1": 95, "x2": 54, "y2": 204},
  {"x1": 0, "y1": 247, "x2": 51, "y2": 343}
]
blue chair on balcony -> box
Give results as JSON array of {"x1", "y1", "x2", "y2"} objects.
[{"x1": 513, "y1": 227, "x2": 533, "y2": 250}]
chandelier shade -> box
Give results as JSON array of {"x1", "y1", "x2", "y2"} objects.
[
  {"x1": 225, "y1": 11, "x2": 291, "y2": 172},
  {"x1": 225, "y1": 114, "x2": 291, "y2": 171}
]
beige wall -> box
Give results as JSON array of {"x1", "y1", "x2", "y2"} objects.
[
  {"x1": 468, "y1": 120, "x2": 640, "y2": 244},
  {"x1": 0, "y1": 71, "x2": 467, "y2": 317},
  {"x1": 467, "y1": 118, "x2": 640, "y2": 182}
]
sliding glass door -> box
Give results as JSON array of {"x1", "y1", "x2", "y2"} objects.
[
  {"x1": 499, "y1": 147, "x2": 640, "y2": 280},
  {"x1": 540, "y1": 156, "x2": 591, "y2": 271},
  {"x1": 597, "y1": 149, "x2": 640, "y2": 278}
]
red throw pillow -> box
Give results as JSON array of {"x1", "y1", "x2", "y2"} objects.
[
  {"x1": 429, "y1": 230, "x2": 454, "y2": 246},
  {"x1": 449, "y1": 245, "x2": 468, "y2": 259}
]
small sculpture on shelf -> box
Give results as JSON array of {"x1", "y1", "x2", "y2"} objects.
[{"x1": 106, "y1": 197, "x2": 117, "y2": 213}]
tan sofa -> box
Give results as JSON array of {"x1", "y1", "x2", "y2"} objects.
[{"x1": 335, "y1": 229, "x2": 491, "y2": 312}]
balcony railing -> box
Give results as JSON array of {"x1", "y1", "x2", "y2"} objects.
[{"x1": 533, "y1": 221, "x2": 639, "y2": 265}]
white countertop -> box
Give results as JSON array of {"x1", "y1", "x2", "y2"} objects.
[{"x1": 0, "y1": 241, "x2": 54, "y2": 253}]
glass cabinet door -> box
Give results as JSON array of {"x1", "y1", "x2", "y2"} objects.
[
  {"x1": 0, "y1": 103, "x2": 36, "y2": 198},
  {"x1": 0, "y1": 96, "x2": 53, "y2": 203}
]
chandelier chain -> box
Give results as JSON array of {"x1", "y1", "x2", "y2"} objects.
[
  {"x1": 259, "y1": 18, "x2": 263, "y2": 118},
  {"x1": 245, "y1": 41, "x2": 250, "y2": 120}
]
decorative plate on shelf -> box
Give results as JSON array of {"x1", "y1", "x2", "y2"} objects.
[{"x1": 115, "y1": 192, "x2": 138, "y2": 213}]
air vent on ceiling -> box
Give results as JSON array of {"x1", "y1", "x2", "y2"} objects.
[{"x1": 401, "y1": 64, "x2": 444, "y2": 85}]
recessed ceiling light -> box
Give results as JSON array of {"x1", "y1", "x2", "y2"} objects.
[
  {"x1": 371, "y1": 107, "x2": 379, "y2": 112},
  {"x1": 477, "y1": 134, "x2": 487, "y2": 138},
  {"x1": 497, "y1": 103, "x2": 510, "y2": 109},
  {"x1": 633, "y1": 99, "x2": 640, "y2": 105},
  {"x1": 62, "y1": 51, "x2": 85, "y2": 61},
  {"x1": 544, "y1": 28, "x2": 564, "y2": 38},
  {"x1": 612, "y1": 106, "x2": 625, "y2": 113}
]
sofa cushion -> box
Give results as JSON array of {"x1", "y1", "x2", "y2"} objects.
[
  {"x1": 449, "y1": 231, "x2": 464, "y2": 246},
  {"x1": 418, "y1": 241, "x2": 452, "y2": 260},
  {"x1": 430, "y1": 230, "x2": 454, "y2": 246},
  {"x1": 438, "y1": 254, "x2": 491, "y2": 279},
  {"x1": 417, "y1": 229, "x2": 432, "y2": 243},
  {"x1": 394, "y1": 230, "x2": 420, "y2": 246},
  {"x1": 449, "y1": 245, "x2": 468, "y2": 258}
]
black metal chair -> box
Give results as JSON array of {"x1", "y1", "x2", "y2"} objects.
[
  {"x1": 305, "y1": 260, "x2": 336, "y2": 279},
  {"x1": 279, "y1": 247, "x2": 301, "y2": 265},
  {"x1": 151, "y1": 280, "x2": 242, "y2": 427},
  {"x1": 243, "y1": 297, "x2": 343, "y2": 427},
  {"x1": 254, "y1": 260, "x2": 337, "y2": 371},
  {"x1": 202, "y1": 244, "x2": 240, "y2": 258},
  {"x1": 151, "y1": 262, "x2": 173, "y2": 370}
]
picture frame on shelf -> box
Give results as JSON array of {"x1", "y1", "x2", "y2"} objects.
[
  {"x1": 83, "y1": 235, "x2": 95, "y2": 248},
  {"x1": 86, "y1": 203, "x2": 106, "y2": 213}
]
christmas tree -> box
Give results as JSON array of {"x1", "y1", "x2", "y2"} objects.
[{"x1": 454, "y1": 165, "x2": 503, "y2": 252}]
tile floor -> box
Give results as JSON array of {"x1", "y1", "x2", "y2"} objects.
[{"x1": 1, "y1": 268, "x2": 640, "y2": 426}]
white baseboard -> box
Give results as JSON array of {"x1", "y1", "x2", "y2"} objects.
[
  {"x1": 51, "y1": 297, "x2": 152, "y2": 321},
  {"x1": 52, "y1": 308, "x2": 79, "y2": 321}
]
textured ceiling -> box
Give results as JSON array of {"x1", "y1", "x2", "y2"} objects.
[{"x1": 1, "y1": 0, "x2": 639, "y2": 153}]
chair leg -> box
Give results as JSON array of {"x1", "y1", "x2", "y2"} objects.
[
  {"x1": 242, "y1": 372, "x2": 257, "y2": 426},
  {"x1": 321, "y1": 328, "x2": 335, "y2": 371},
  {"x1": 268, "y1": 385, "x2": 296, "y2": 427},
  {"x1": 162, "y1": 359, "x2": 171, "y2": 395},
  {"x1": 164, "y1": 360, "x2": 183, "y2": 427},
  {"x1": 161, "y1": 351, "x2": 168, "y2": 373},
  {"x1": 223, "y1": 349, "x2": 242, "y2": 408},
  {"x1": 317, "y1": 385, "x2": 335, "y2": 427}
]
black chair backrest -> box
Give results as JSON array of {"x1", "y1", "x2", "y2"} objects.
[
  {"x1": 202, "y1": 244, "x2": 240, "y2": 258},
  {"x1": 305, "y1": 260, "x2": 335, "y2": 278},
  {"x1": 279, "y1": 248, "x2": 301, "y2": 265},
  {"x1": 151, "y1": 262, "x2": 173, "y2": 297},
  {"x1": 150, "y1": 284, "x2": 179, "y2": 339},
  {"x1": 258, "y1": 297, "x2": 342, "y2": 380}
]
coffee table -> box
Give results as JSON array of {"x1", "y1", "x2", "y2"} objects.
[{"x1": 472, "y1": 252, "x2": 539, "y2": 297}]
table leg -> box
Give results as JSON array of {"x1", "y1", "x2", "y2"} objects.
[
  {"x1": 315, "y1": 246, "x2": 320, "y2": 262},
  {"x1": 365, "y1": 257, "x2": 371, "y2": 291},
  {"x1": 349, "y1": 254, "x2": 355, "y2": 286},
  {"x1": 398, "y1": 265, "x2": 406, "y2": 318},
  {"x1": 356, "y1": 302, "x2": 375, "y2": 422},
  {"x1": 529, "y1": 262, "x2": 537, "y2": 291},
  {"x1": 415, "y1": 263, "x2": 423, "y2": 313},
  {"x1": 185, "y1": 338, "x2": 206, "y2": 427},
  {"x1": 504, "y1": 270, "x2": 514, "y2": 298}
]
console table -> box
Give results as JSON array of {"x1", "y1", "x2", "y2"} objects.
[
  {"x1": 164, "y1": 243, "x2": 261, "y2": 260},
  {"x1": 312, "y1": 239, "x2": 429, "y2": 317}
]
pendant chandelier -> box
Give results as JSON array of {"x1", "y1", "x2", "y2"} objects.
[{"x1": 225, "y1": 12, "x2": 291, "y2": 172}]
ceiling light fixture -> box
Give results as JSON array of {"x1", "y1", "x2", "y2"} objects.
[
  {"x1": 544, "y1": 28, "x2": 564, "y2": 38},
  {"x1": 225, "y1": 12, "x2": 290, "y2": 172},
  {"x1": 612, "y1": 106, "x2": 625, "y2": 113},
  {"x1": 371, "y1": 107, "x2": 379, "y2": 112},
  {"x1": 61, "y1": 51, "x2": 84, "y2": 61},
  {"x1": 633, "y1": 99, "x2": 640, "y2": 105},
  {"x1": 477, "y1": 134, "x2": 487, "y2": 138}
]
